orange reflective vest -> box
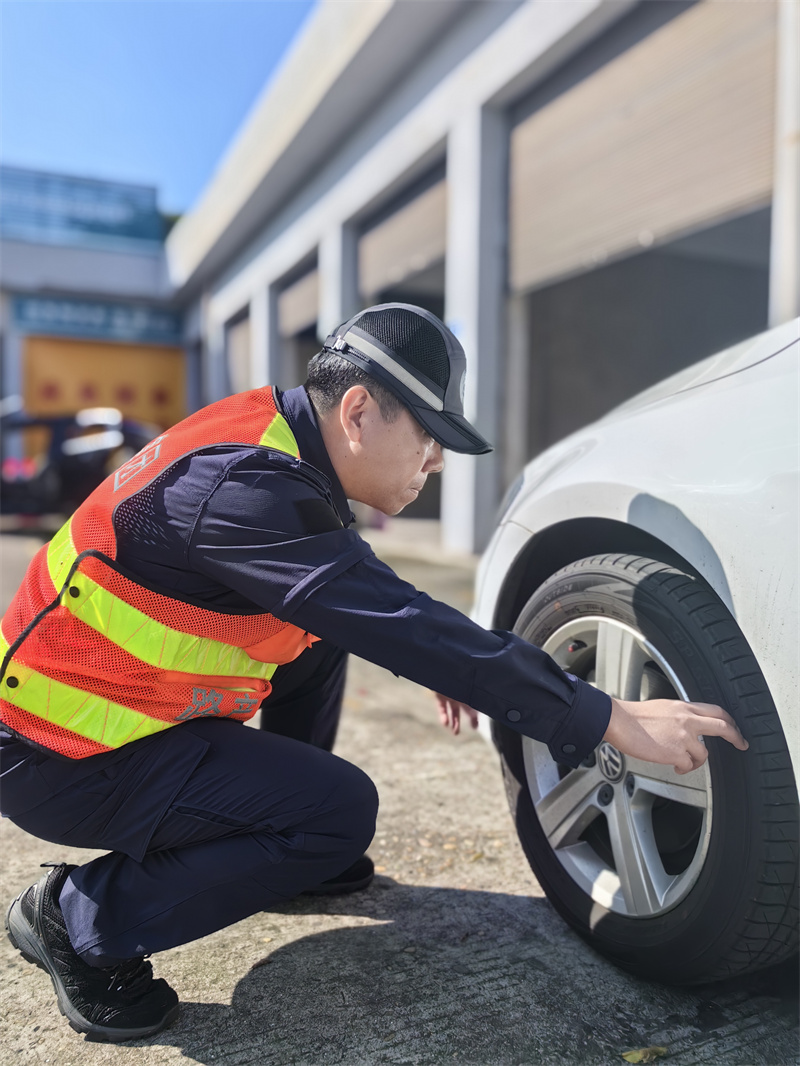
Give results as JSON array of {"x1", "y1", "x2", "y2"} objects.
[{"x1": 0, "y1": 386, "x2": 320, "y2": 759}]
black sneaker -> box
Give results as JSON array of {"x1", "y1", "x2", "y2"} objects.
[
  {"x1": 5, "y1": 863, "x2": 179, "y2": 1042},
  {"x1": 302, "y1": 855, "x2": 375, "y2": 896}
]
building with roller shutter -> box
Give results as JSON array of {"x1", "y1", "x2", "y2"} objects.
[
  {"x1": 167, "y1": 0, "x2": 799, "y2": 552},
  {"x1": 0, "y1": 167, "x2": 191, "y2": 456}
]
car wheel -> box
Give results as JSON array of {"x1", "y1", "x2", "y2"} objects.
[{"x1": 495, "y1": 553, "x2": 799, "y2": 984}]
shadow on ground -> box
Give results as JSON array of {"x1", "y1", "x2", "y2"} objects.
[{"x1": 130, "y1": 880, "x2": 798, "y2": 1066}]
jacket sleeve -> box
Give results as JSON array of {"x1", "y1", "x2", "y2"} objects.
[
  {"x1": 278, "y1": 549, "x2": 610, "y2": 767},
  {"x1": 190, "y1": 479, "x2": 610, "y2": 767}
]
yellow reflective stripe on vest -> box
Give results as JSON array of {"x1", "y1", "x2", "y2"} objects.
[
  {"x1": 46, "y1": 520, "x2": 278, "y2": 681},
  {"x1": 259, "y1": 411, "x2": 300, "y2": 458},
  {"x1": 0, "y1": 633, "x2": 171, "y2": 749},
  {"x1": 47, "y1": 517, "x2": 77, "y2": 592},
  {"x1": 66, "y1": 573, "x2": 277, "y2": 680}
]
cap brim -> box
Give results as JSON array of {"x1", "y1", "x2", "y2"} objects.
[{"x1": 409, "y1": 404, "x2": 493, "y2": 455}]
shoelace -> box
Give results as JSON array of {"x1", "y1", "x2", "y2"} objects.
[{"x1": 104, "y1": 955, "x2": 153, "y2": 995}]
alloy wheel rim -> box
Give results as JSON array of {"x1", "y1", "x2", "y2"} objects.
[{"x1": 521, "y1": 616, "x2": 713, "y2": 918}]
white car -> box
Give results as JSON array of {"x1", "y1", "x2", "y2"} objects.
[{"x1": 474, "y1": 319, "x2": 799, "y2": 985}]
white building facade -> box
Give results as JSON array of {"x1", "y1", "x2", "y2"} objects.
[{"x1": 167, "y1": 0, "x2": 800, "y2": 552}]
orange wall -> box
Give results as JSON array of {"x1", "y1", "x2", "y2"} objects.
[{"x1": 23, "y1": 335, "x2": 186, "y2": 430}]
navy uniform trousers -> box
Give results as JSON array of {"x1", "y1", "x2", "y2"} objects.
[{"x1": 0, "y1": 642, "x2": 378, "y2": 966}]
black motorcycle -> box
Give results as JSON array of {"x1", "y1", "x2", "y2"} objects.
[{"x1": 0, "y1": 397, "x2": 157, "y2": 527}]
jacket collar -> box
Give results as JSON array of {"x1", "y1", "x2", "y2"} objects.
[{"x1": 276, "y1": 385, "x2": 355, "y2": 528}]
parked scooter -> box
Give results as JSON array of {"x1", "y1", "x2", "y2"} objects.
[{"x1": 0, "y1": 396, "x2": 157, "y2": 528}]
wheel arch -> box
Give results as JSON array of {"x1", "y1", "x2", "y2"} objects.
[{"x1": 491, "y1": 517, "x2": 705, "y2": 631}]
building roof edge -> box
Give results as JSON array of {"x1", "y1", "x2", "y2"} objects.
[
  {"x1": 166, "y1": 0, "x2": 396, "y2": 293},
  {"x1": 167, "y1": 0, "x2": 475, "y2": 300}
]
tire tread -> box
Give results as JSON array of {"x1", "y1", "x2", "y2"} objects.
[{"x1": 505, "y1": 552, "x2": 798, "y2": 983}]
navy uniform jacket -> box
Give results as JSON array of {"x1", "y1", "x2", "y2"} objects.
[
  {"x1": 102, "y1": 384, "x2": 611, "y2": 767},
  {"x1": 1, "y1": 385, "x2": 611, "y2": 773}
]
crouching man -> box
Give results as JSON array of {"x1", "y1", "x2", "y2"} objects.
[{"x1": 1, "y1": 304, "x2": 747, "y2": 1041}]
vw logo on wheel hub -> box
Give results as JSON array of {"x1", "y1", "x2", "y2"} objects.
[{"x1": 597, "y1": 741, "x2": 625, "y2": 782}]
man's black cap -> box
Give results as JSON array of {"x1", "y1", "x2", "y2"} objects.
[{"x1": 322, "y1": 303, "x2": 492, "y2": 455}]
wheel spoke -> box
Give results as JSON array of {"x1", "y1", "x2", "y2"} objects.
[
  {"x1": 625, "y1": 758, "x2": 709, "y2": 809},
  {"x1": 536, "y1": 613, "x2": 715, "y2": 918},
  {"x1": 606, "y1": 792, "x2": 669, "y2": 915},
  {"x1": 534, "y1": 766, "x2": 604, "y2": 850},
  {"x1": 594, "y1": 622, "x2": 649, "y2": 700}
]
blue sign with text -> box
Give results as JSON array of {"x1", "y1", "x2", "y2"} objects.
[{"x1": 13, "y1": 297, "x2": 182, "y2": 345}]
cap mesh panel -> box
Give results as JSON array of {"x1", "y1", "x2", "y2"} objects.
[{"x1": 356, "y1": 309, "x2": 450, "y2": 389}]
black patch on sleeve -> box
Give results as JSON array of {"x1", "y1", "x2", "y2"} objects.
[{"x1": 294, "y1": 498, "x2": 343, "y2": 534}]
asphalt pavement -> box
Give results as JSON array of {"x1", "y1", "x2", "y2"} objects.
[{"x1": 1, "y1": 526, "x2": 797, "y2": 1065}]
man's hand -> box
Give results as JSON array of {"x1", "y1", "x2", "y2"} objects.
[
  {"x1": 435, "y1": 693, "x2": 479, "y2": 736},
  {"x1": 604, "y1": 698, "x2": 749, "y2": 774}
]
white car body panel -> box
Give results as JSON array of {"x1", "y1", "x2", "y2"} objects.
[{"x1": 475, "y1": 320, "x2": 800, "y2": 772}]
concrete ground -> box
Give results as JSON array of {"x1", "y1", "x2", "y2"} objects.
[{"x1": 1, "y1": 527, "x2": 798, "y2": 1066}]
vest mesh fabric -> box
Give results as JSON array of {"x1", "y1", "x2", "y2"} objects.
[
  {"x1": 1, "y1": 703, "x2": 107, "y2": 759},
  {"x1": 2, "y1": 543, "x2": 52, "y2": 645},
  {"x1": 113, "y1": 467, "x2": 177, "y2": 553},
  {"x1": 0, "y1": 386, "x2": 315, "y2": 759}
]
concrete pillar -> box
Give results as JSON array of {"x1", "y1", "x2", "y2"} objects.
[
  {"x1": 442, "y1": 105, "x2": 507, "y2": 554},
  {"x1": 504, "y1": 292, "x2": 530, "y2": 490},
  {"x1": 1, "y1": 307, "x2": 25, "y2": 460},
  {"x1": 184, "y1": 342, "x2": 203, "y2": 415},
  {"x1": 1, "y1": 320, "x2": 23, "y2": 404},
  {"x1": 180, "y1": 299, "x2": 204, "y2": 414},
  {"x1": 769, "y1": 0, "x2": 800, "y2": 326},
  {"x1": 317, "y1": 223, "x2": 360, "y2": 341},
  {"x1": 204, "y1": 319, "x2": 227, "y2": 404},
  {"x1": 249, "y1": 284, "x2": 283, "y2": 387}
]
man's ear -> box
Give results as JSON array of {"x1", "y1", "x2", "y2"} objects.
[{"x1": 338, "y1": 386, "x2": 373, "y2": 444}]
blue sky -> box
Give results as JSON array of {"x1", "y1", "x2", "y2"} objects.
[{"x1": 0, "y1": 0, "x2": 315, "y2": 214}]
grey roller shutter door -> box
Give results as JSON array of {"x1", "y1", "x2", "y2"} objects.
[
  {"x1": 509, "y1": 0, "x2": 777, "y2": 294},
  {"x1": 278, "y1": 269, "x2": 319, "y2": 337},
  {"x1": 359, "y1": 181, "x2": 447, "y2": 298}
]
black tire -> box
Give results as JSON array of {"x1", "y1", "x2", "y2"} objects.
[{"x1": 496, "y1": 553, "x2": 799, "y2": 984}]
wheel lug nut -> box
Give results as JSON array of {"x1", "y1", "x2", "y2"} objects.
[
  {"x1": 625, "y1": 774, "x2": 635, "y2": 797},
  {"x1": 598, "y1": 784, "x2": 614, "y2": 806},
  {"x1": 581, "y1": 751, "x2": 596, "y2": 768}
]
